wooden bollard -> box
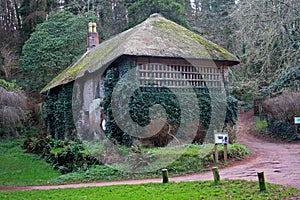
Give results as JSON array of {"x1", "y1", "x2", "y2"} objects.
[
  {"x1": 224, "y1": 143, "x2": 228, "y2": 164},
  {"x1": 214, "y1": 144, "x2": 218, "y2": 163},
  {"x1": 212, "y1": 167, "x2": 220, "y2": 184},
  {"x1": 162, "y1": 169, "x2": 169, "y2": 183},
  {"x1": 257, "y1": 171, "x2": 267, "y2": 192}
]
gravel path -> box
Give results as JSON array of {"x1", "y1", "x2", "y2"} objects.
[{"x1": 1, "y1": 111, "x2": 300, "y2": 191}]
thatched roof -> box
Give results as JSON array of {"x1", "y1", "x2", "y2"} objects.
[{"x1": 41, "y1": 13, "x2": 239, "y2": 92}]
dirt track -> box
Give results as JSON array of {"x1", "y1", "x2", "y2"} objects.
[
  {"x1": 171, "y1": 111, "x2": 300, "y2": 189},
  {"x1": 1, "y1": 111, "x2": 300, "y2": 191}
]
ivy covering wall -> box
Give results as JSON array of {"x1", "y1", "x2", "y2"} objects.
[
  {"x1": 44, "y1": 82, "x2": 75, "y2": 140},
  {"x1": 43, "y1": 58, "x2": 238, "y2": 146},
  {"x1": 102, "y1": 59, "x2": 238, "y2": 147}
]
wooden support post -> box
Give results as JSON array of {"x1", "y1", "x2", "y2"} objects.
[
  {"x1": 214, "y1": 144, "x2": 218, "y2": 163},
  {"x1": 162, "y1": 169, "x2": 169, "y2": 183},
  {"x1": 257, "y1": 171, "x2": 267, "y2": 192},
  {"x1": 212, "y1": 167, "x2": 220, "y2": 184},
  {"x1": 224, "y1": 143, "x2": 228, "y2": 164}
]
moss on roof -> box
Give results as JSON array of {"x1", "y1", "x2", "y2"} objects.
[{"x1": 41, "y1": 13, "x2": 239, "y2": 93}]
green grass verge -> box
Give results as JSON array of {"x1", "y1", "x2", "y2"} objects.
[
  {"x1": 0, "y1": 138, "x2": 61, "y2": 187},
  {"x1": 253, "y1": 116, "x2": 268, "y2": 131},
  {"x1": 54, "y1": 143, "x2": 250, "y2": 184},
  {"x1": 0, "y1": 138, "x2": 250, "y2": 187},
  {"x1": 1, "y1": 180, "x2": 299, "y2": 200}
]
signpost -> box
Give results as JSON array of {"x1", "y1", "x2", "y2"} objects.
[
  {"x1": 295, "y1": 117, "x2": 300, "y2": 134},
  {"x1": 214, "y1": 133, "x2": 228, "y2": 164},
  {"x1": 294, "y1": 117, "x2": 300, "y2": 124}
]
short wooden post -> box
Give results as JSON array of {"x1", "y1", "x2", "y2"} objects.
[
  {"x1": 162, "y1": 169, "x2": 169, "y2": 183},
  {"x1": 212, "y1": 167, "x2": 220, "y2": 184},
  {"x1": 257, "y1": 171, "x2": 267, "y2": 192},
  {"x1": 294, "y1": 117, "x2": 300, "y2": 134},
  {"x1": 224, "y1": 143, "x2": 228, "y2": 164},
  {"x1": 214, "y1": 144, "x2": 218, "y2": 163}
]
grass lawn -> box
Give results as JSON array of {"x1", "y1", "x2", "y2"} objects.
[
  {"x1": 54, "y1": 143, "x2": 250, "y2": 184},
  {"x1": 0, "y1": 180, "x2": 299, "y2": 199},
  {"x1": 253, "y1": 116, "x2": 268, "y2": 131},
  {"x1": 0, "y1": 138, "x2": 61, "y2": 186},
  {"x1": 0, "y1": 137, "x2": 251, "y2": 186}
]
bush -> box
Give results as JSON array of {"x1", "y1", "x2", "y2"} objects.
[
  {"x1": 0, "y1": 79, "x2": 27, "y2": 138},
  {"x1": 23, "y1": 134, "x2": 100, "y2": 174},
  {"x1": 263, "y1": 91, "x2": 300, "y2": 141},
  {"x1": 263, "y1": 91, "x2": 300, "y2": 123}
]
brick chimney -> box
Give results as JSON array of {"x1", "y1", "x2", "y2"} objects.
[{"x1": 87, "y1": 22, "x2": 99, "y2": 51}]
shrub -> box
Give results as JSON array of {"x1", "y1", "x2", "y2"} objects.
[
  {"x1": 263, "y1": 91, "x2": 300, "y2": 140},
  {"x1": 23, "y1": 135, "x2": 100, "y2": 174},
  {"x1": 263, "y1": 91, "x2": 300, "y2": 123},
  {"x1": 0, "y1": 79, "x2": 27, "y2": 138}
]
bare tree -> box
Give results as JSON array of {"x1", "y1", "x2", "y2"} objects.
[
  {"x1": 230, "y1": 0, "x2": 300, "y2": 94},
  {"x1": 187, "y1": 0, "x2": 237, "y2": 52},
  {"x1": 65, "y1": 0, "x2": 127, "y2": 39},
  {"x1": 0, "y1": 44, "x2": 18, "y2": 78},
  {"x1": 0, "y1": 0, "x2": 21, "y2": 79}
]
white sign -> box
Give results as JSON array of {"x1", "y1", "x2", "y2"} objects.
[
  {"x1": 215, "y1": 133, "x2": 229, "y2": 144},
  {"x1": 295, "y1": 117, "x2": 300, "y2": 124}
]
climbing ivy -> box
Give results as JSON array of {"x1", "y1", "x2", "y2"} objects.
[
  {"x1": 44, "y1": 82, "x2": 75, "y2": 140},
  {"x1": 102, "y1": 59, "x2": 238, "y2": 146},
  {"x1": 102, "y1": 61, "x2": 134, "y2": 146},
  {"x1": 43, "y1": 59, "x2": 237, "y2": 145}
]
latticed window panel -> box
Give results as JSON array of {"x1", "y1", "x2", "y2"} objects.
[{"x1": 136, "y1": 63, "x2": 223, "y2": 92}]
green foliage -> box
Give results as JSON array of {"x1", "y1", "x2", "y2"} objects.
[
  {"x1": 225, "y1": 95, "x2": 238, "y2": 127},
  {"x1": 267, "y1": 120, "x2": 300, "y2": 141},
  {"x1": 226, "y1": 143, "x2": 250, "y2": 160},
  {"x1": 262, "y1": 65, "x2": 300, "y2": 96},
  {"x1": 102, "y1": 64, "x2": 133, "y2": 146},
  {"x1": 23, "y1": 135, "x2": 100, "y2": 174},
  {"x1": 0, "y1": 137, "x2": 250, "y2": 186},
  {"x1": 20, "y1": 10, "x2": 97, "y2": 93},
  {"x1": 0, "y1": 79, "x2": 22, "y2": 92},
  {"x1": 0, "y1": 138, "x2": 60, "y2": 187},
  {"x1": 124, "y1": 0, "x2": 189, "y2": 29},
  {"x1": 44, "y1": 83, "x2": 75, "y2": 140},
  {"x1": 53, "y1": 143, "x2": 249, "y2": 184},
  {"x1": 253, "y1": 117, "x2": 268, "y2": 131},
  {"x1": 102, "y1": 60, "x2": 238, "y2": 146},
  {"x1": 164, "y1": 143, "x2": 249, "y2": 173},
  {"x1": 1, "y1": 180, "x2": 299, "y2": 199}
]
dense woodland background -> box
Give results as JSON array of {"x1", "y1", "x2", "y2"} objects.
[{"x1": 0, "y1": 0, "x2": 299, "y2": 140}]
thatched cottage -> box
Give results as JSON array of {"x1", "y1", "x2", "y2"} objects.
[{"x1": 41, "y1": 14, "x2": 239, "y2": 146}]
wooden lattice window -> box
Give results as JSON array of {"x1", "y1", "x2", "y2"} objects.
[{"x1": 136, "y1": 62, "x2": 222, "y2": 92}]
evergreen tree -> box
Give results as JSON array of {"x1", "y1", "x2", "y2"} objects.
[{"x1": 20, "y1": 10, "x2": 97, "y2": 93}]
